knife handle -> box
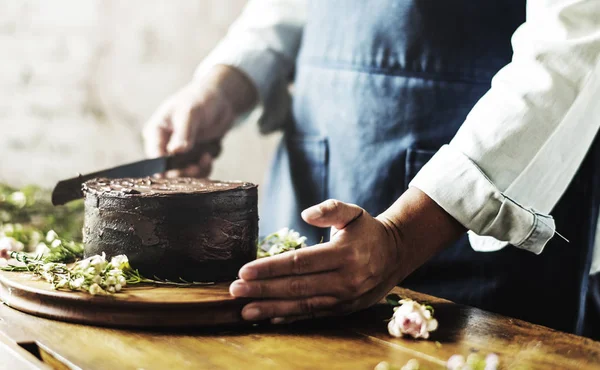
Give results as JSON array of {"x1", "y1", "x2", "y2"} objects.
[{"x1": 166, "y1": 139, "x2": 222, "y2": 170}]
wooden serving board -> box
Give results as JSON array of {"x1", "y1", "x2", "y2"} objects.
[{"x1": 0, "y1": 271, "x2": 249, "y2": 328}]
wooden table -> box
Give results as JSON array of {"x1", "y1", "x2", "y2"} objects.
[{"x1": 1, "y1": 287, "x2": 598, "y2": 370}]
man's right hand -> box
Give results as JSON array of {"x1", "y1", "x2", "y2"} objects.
[{"x1": 142, "y1": 65, "x2": 258, "y2": 178}]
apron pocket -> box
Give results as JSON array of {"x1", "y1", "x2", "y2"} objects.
[
  {"x1": 404, "y1": 148, "x2": 437, "y2": 191},
  {"x1": 285, "y1": 135, "x2": 329, "y2": 207}
]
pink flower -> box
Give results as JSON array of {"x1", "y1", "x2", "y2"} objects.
[
  {"x1": 388, "y1": 299, "x2": 438, "y2": 339},
  {"x1": 0, "y1": 237, "x2": 24, "y2": 260}
]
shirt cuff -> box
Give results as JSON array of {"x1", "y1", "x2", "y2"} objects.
[
  {"x1": 194, "y1": 40, "x2": 293, "y2": 133},
  {"x1": 409, "y1": 144, "x2": 556, "y2": 255},
  {"x1": 195, "y1": 42, "x2": 282, "y2": 106}
]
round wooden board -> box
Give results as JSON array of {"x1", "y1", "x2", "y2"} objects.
[{"x1": 0, "y1": 271, "x2": 249, "y2": 328}]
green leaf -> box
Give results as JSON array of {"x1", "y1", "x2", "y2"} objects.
[{"x1": 385, "y1": 293, "x2": 402, "y2": 306}]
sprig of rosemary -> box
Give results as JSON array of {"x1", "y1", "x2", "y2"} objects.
[{"x1": 3, "y1": 250, "x2": 212, "y2": 295}]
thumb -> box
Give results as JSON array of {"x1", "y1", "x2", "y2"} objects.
[{"x1": 301, "y1": 199, "x2": 364, "y2": 230}]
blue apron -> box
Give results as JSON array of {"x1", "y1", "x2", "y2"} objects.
[{"x1": 261, "y1": 0, "x2": 600, "y2": 336}]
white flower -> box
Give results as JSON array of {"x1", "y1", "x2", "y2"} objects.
[
  {"x1": 114, "y1": 284, "x2": 122, "y2": 292},
  {"x1": 110, "y1": 255, "x2": 129, "y2": 270},
  {"x1": 484, "y1": 354, "x2": 499, "y2": 370},
  {"x1": 374, "y1": 361, "x2": 392, "y2": 370},
  {"x1": 446, "y1": 353, "x2": 499, "y2": 370},
  {"x1": 42, "y1": 263, "x2": 55, "y2": 272},
  {"x1": 401, "y1": 359, "x2": 420, "y2": 370},
  {"x1": 69, "y1": 277, "x2": 85, "y2": 290},
  {"x1": 277, "y1": 227, "x2": 290, "y2": 238},
  {"x1": 45, "y1": 230, "x2": 59, "y2": 243},
  {"x1": 258, "y1": 228, "x2": 309, "y2": 257},
  {"x1": 388, "y1": 299, "x2": 438, "y2": 339},
  {"x1": 89, "y1": 253, "x2": 108, "y2": 272},
  {"x1": 35, "y1": 242, "x2": 50, "y2": 256},
  {"x1": 51, "y1": 239, "x2": 62, "y2": 248},
  {"x1": 89, "y1": 283, "x2": 103, "y2": 295},
  {"x1": 1, "y1": 224, "x2": 14, "y2": 234},
  {"x1": 107, "y1": 286, "x2": 116, "y2": 293},
  {"x1": 446, "y1": 355, "x2": 466, "y2": 370},
  {"x1": 106, "y1": 276, "x2": 117, "y2": 286},
  {"x1": 55, "y1": 279, "x2": 69, "y2": 289},
  {"x1": 92, "y1": 275, "x2": 102, "y2": 284},
  {"x1": 8, "y1": 192, "x2": 26, "y2": 208},
  {"x1": 0, "y1": 236, "x2": 24, "y2": 259},
  {"x1": 117, "y1": 276, "x2": 127, "y2": 286}
]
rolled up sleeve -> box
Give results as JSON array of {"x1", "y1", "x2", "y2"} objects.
[
  {"x1": 410, "y1": 0, "x2": 600, "y2": 254},
  {"x1": 194, "y1": 0, "x2": 306, "y2": 133}
]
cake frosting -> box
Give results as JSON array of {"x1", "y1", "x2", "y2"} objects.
[{"x1": 82, "y1": 177, "x2": 258, "y2": 282}]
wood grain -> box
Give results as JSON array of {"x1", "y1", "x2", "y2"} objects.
[
  {"x1": 0, "y1": 271, "x2": 249, "y2": 328},
  {"x1": 1, "y1": 272, "x2": 599, "y2": 369}
]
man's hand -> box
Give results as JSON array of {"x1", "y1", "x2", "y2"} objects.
[
  {"x1": 229, "y1": 188, "x2": 466, "y2": 323},
  {"x1": 142, "y1": 65, "x2": 257, "y2": 178},
  {"x1": 229, "y1": 199, "x2": 405, "y2": 323}
]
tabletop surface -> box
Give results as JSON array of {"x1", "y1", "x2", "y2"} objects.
[{"x1": 1, "y1": 286, "x2": 599, "y2": 370}]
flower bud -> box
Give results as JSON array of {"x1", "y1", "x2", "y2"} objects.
[
  {"x1": 45, "y1": 230, "x2": 59, "y2": 243},
  {"x1": 89, "y1": 283, "x2": 103, "y2": 295},
  {"x1": 447, "y1": 355, "x2": 465, "y2": 370}
]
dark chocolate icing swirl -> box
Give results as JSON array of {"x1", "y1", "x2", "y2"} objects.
[{"x1": 83, "y1": 177, "x2": 256, "y2": 196}]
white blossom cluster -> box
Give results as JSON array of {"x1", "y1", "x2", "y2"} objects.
[
  {"x1": 57, "y1": 253, "x2": 129, "y2": 295},
  {"x1": 6, "y1": 191, "x2": 27, "y2": 208},
  {"x1": 258, "y1": 227, "x2": 308, "y2": 258},
  {"x1": 375, "y1": 359, "x2": 422, "y2": 370},
  {"x1": 0, "y1": 224, "x2": 28, "y2": 260},
  {"x1": 446, "y1": 353, "x2": 499, "y2": 370}
]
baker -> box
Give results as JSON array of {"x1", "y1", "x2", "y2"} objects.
[{"x1": 143, "y1": 0, "x2": 600, "y2": 338}]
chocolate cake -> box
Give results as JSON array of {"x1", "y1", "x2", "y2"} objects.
[{"x1": 82, "y1": 177, "x2": 258, "y2": 282}]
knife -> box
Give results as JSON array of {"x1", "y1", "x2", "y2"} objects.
[{"x1": 51, "y1": 140, "x2": 221, "y2": 206}]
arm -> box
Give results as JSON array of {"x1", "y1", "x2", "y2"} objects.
[
  {"x1": 143, "y1": 0, "x2": 306, "y2": 174},
  {"x1": 410, "y1": 0, "x2": 600, "y2": 254},
  {"x1": 195, "y1": 0, "x2": 307, "y2": 133}
]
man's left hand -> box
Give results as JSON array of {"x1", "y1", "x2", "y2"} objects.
[{"x1": 229, "y1": 199, "x2": 405, "y2": 323}]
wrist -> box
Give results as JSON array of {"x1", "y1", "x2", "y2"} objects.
[
  {"x1": 193, "y1": 65, "x2": 258, "y2": 116},
  {"x1": 377, "y1": 187, "x2": 466, "y2": 279}
]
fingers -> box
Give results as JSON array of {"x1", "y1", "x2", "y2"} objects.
[
  {"x1": 240, "y1": 296, "x2": 340, "y2": 321},
  {"x1": 241, "y1": 283, "x2": 393, "y2": 323},
  {"x1": 301, "y1": 199, "x2": 364, "y2": 230},
  {"x1": 166, "y1": 105, "x2": 201, "y2": 154},
  {"x1": 230, "y1": 272, "x2": 347, "y2": 299},
  {"x1": 238, "y1": 243, "x2": 342, "y2": 280},
  {"x1": 143, "y1": 109, "x2": 172, "y2": 158},
  {"x1": 270, "y1": 311, "x2": 335, "y2": 325},
  {"x1": 164, "y1": 152, "x2": 213, "y2": 179}
]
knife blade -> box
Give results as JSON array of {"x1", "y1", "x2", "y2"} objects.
[{"x1": 51, "y1": 140, "x2": 221, "y2": 206}]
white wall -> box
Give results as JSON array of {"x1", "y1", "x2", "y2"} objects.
[{"x1": 0, "y1": 0, "x2": 280, "y2": 188}]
